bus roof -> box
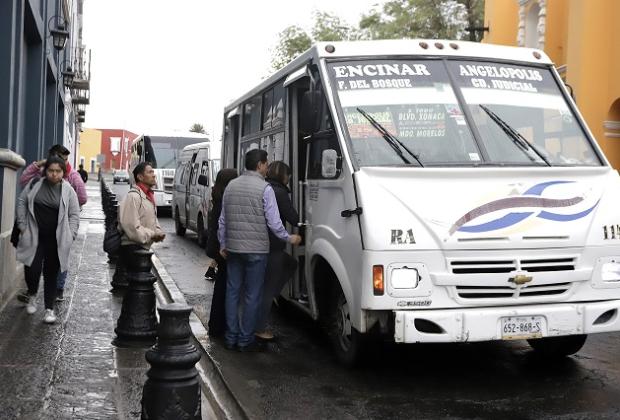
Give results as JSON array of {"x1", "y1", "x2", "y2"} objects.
[{"x1": 224, "y1": 39, "x2": 553, "y2": 112}]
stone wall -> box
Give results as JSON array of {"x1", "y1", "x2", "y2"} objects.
[{"x1": 0, "y1": 148, "x2": 25, "y2": 310}]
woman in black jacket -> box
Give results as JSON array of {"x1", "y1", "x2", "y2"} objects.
[
  {"x1": 206, "y1": 168, "x2": 238, "y2": 337},
  {"x1": 255, "y1": 161, "x2": 299, "y2": 341}
]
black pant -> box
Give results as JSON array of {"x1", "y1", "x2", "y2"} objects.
[
  {"x1": 25, "y1": 234, "x2": 60, "y2": 309},
  {"x1": 208, "y1": 256, "x2": 227, "y2": 337},
  {"x1": 256, "y1": 250, "x2": 298, "y2": 332}
]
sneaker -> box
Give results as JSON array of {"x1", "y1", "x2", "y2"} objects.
[
  {"x1": 55, "y1": 289, "x2": 65, "y2": 302},
  {"x1": 17, "y1": 291, "x2": 30, "y2": 304},
  {"x1": 26, "y1": 303, "x2": 37, "y2": 315},
  {"x1": 43, "y1": 309, "x2": 57, "y2": 324}
]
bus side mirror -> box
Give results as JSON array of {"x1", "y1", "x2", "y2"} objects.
[
  {"x1": 300, "y1": 90, "x2": 322, "y2": 135},
  {"x1": 198, "y1": 174, "x2": 209, "y2": 186},
  {"x1": 321, "y1": 149, "x2": 339, "y2": 178}
]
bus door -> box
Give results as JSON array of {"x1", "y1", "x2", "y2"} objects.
[
  {"x1": 287, "y1": 65, "x2": 346, "y2": 319},
  {"x1": 285, "y1": 70, "x2": 310, "y2": 312}
]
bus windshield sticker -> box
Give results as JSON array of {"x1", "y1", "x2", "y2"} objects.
[
  {"x1": 448, "y1": 62, "x2": 556, "y2": 95},
  {"x1": 329, "y1": 61, "x2": 435, "y2": 91}
]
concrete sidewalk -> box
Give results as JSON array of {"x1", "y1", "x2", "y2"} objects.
[{"x1": 0, "y1": 182, "x2": 148, "y2": 419}]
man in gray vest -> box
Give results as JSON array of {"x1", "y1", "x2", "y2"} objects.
[{"x1": 218, "y1": 149, "x2": 301, "y2": 352}]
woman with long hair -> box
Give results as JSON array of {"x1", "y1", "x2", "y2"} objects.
[
  {"x1": 16, "y1": 155, "x2": 80, "y2": 323},
  {"x1": 255, "y1": 161, "x2": 299, "y2": 341},
  {"x1": 206, "y1": 168, "x2": 238, "y2": 337}
]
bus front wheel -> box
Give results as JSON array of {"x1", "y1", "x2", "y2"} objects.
[
  {"x1": 527, "y1": 334, "x2": 587, "y2": 358},
  {"x1": 327, "y1": 286, "x2": 363, "y2": 367},
  {"x1": 175, "y1": 208, "x2": 186, "y2": 236}
]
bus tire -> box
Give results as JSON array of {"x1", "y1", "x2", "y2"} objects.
[
  {"x1": 327, "y1": 285, "x2": 363, "y2": 367},
  {"x1": 527, "y1": 334, "x2": 587, "y2": 358},
  {"x1": 174, "y1": 208, "x2": 186, "y2": 236},
  {"x1": 197, "y1": 215, "x2": 206, "y2": 247}
]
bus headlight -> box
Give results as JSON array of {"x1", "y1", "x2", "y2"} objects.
[
  {"x1": 601, "y1": 262, "x2": 620, "y2": 282},
  {"x1": 391, "y1": 267, "x2": 420, "y2": 289}
]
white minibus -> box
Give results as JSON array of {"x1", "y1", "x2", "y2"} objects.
[
  {"x1": 221, "y1": 40, "x2": 620, "y2": 366},
  {"x1": 172, "y1": 141, "x2": 220, "y2": 246}
]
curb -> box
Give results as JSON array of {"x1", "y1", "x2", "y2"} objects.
[{"x1": 151, "y1": 254, "x2": 248, "y2": 420}]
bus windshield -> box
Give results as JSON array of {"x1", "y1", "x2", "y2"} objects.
[
  {"x1": 143, "y1": 137, "x2": 202, "y2": 169},
  {"x1": 327, "y1": 59, "x2": 600, "y2": 167}
]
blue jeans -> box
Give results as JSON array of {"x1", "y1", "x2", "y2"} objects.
[
  {"x1": 224, "y1": 253, "x2": 268, "y2": 347},
  {"x1": 57, "y1": 271, "x2": 67, "y2": 290}
]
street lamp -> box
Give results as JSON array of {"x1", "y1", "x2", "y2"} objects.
[
  {"x1": 60, "y1": 60, "x2": 75, "y2": 88},
  {"x1": 48, "y1": 16, "x2": 69, "y2": 51}
]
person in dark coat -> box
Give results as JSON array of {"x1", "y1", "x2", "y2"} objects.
[
  {"x1": 206, "y1": 168, "x2": 238, "y2": 337},
  {"x1": 255, "y1": 161, "x2": 299, "y2": 341}
]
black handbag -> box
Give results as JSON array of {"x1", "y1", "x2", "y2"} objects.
[
  {"x1": 103, "y1": 225, "x2": 122, "y2": 255},
  {"x1": 10, "y1": 220, "x2": 20, "y2": 248}
]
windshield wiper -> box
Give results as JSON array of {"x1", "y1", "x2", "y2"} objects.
[
  {"x1": 479, "y1": 105, "x2": 551, "y2": 166},
  {"x1": 356, "y1": 107, "x2": 423, "y2": 167}
]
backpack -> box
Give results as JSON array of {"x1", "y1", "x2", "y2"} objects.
[{"x1": 10, "y1": 178, "x2": 40, "y2": 248}]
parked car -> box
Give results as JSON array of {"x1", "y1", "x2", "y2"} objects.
[
  {"x1": 172, "y1": 141, "x2": 220, "y2": 246},
  {"x1": 113, "y1": 169, "x2": 130, "y2": 184}
]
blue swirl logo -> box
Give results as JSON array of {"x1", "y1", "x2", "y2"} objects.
[{"x1": 449, "y1": 181, "x2": 599, "y2": 235}]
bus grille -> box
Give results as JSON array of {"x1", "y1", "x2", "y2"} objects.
[
  {"x1": 456, "y1": 282, "x2": 571, "y2": 299},
  {"x1": 450, "y1": 257, "x2": 576, "y2": 274}
]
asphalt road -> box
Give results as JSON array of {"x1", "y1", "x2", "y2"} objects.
[{"x1": 111, "y1": 182, "x2": 620, "y2": 420}]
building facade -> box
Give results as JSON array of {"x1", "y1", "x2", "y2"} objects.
[
  {"x1": 97, "y1": 129, "x2": 138, "y2": 172},
  {"x1": 78, "y1": 127, "x2": 102, "y2": 174},
  {"x1": 483, "y1": 0, "x2": 620, "y2": 167},
  {"x1": 0, "y1": 0, "x2": 90, "y2": 308}
]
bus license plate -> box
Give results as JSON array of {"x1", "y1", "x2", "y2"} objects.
[{"x1": 501, "y1": 316, "x2": 545, "y2": 340}]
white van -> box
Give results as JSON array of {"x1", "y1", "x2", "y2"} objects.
[
  {"x1": 172, "y1": 141, "x2": 221, "y2": 246},
  {"x1": 221, "y1": 39, "x2": 620, "y2": 366}
]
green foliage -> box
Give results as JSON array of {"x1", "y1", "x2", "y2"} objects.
[
  {"x1": 270, "y1": 26, "x2": 312, "y2": 71},
  {"x1": 271, "y1": 11, "x2": 360, "y2": 71},
  {"x1": 270, "y1": 1, "x2": 485, "y2": 71},
  {"x1": 359, "y1": 0, "x2": 485, "y2": 42},
  {"x1": 189, "y1": 123, "x2": 206, "y2": 134}
]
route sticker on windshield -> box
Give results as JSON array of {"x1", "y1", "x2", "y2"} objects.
[{"x1": 468, "y1": 153, "x2": 480, "y2": 161}]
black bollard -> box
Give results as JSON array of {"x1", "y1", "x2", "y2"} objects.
[
  {"x1": 110, "y1": 243, "x2": 129, "y2": 290},
  {"x1": 141, "y1": 303, "x2": 201, "y2": 420},
  {"x1": 112, "y1": 249, "x2": 158, "y2": 347}
]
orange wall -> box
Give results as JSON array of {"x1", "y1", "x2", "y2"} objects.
[
  {"x1": 483, "y1": 0, "x2": 519, "y2": 46},
  {"x1": 484, "y1": 0, "x2": 620, "y2": 168}
]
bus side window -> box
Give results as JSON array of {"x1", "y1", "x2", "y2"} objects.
[{"x1": 190, "y1": 162, "x2": 200, "y2": 185}]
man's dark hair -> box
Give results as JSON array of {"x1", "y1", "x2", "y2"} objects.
[
  {"x1": 48, "y1": 144, "x2": 70, "y2": 157},
  {"x1": 133, "y1": 162, "x2": 152, "y2": 182},
  {"x1": 244, "y1": 149, "x2": 268, "y2": 171},
  {"x1": 44, "y1": 155, "x2": 67, "y2": 174}
]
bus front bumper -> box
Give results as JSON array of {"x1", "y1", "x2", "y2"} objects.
[{"x1": 394, "y1": 299, "x2": 620, "y2": 343}]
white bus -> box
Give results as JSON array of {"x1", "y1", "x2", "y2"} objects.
[
  {"x1": 172, "y1": 141, "x2": 221, "y2": 246},
  {"x1": 221, "y1": 39, "x2": 620, "y2": 366},
  {"x1": 129, "y1": 133, "x2": 208, "y2": 209}
]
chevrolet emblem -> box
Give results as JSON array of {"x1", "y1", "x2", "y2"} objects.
[{"x1": 509, "y1": 274, "x2": 533, "y2": 285}]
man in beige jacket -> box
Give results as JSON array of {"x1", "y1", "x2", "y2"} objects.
[{"x1": 118, "y1": 162, "x2": 165, "y2": 250}]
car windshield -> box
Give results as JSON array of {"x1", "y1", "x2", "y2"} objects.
[
  {"x1": 116, "y1": 170, "x2": 128, "y2": 176},
  {"x1": 328, "y1": 59, "x2": 600, "y2": 167}
]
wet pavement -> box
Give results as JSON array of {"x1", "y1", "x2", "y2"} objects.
[
  {"x1": 145, "y1": 209, "x2": 620, "y2": 420},
  {"x1": 0, "y1": 181, "x2": 149, "y2": 419}
]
